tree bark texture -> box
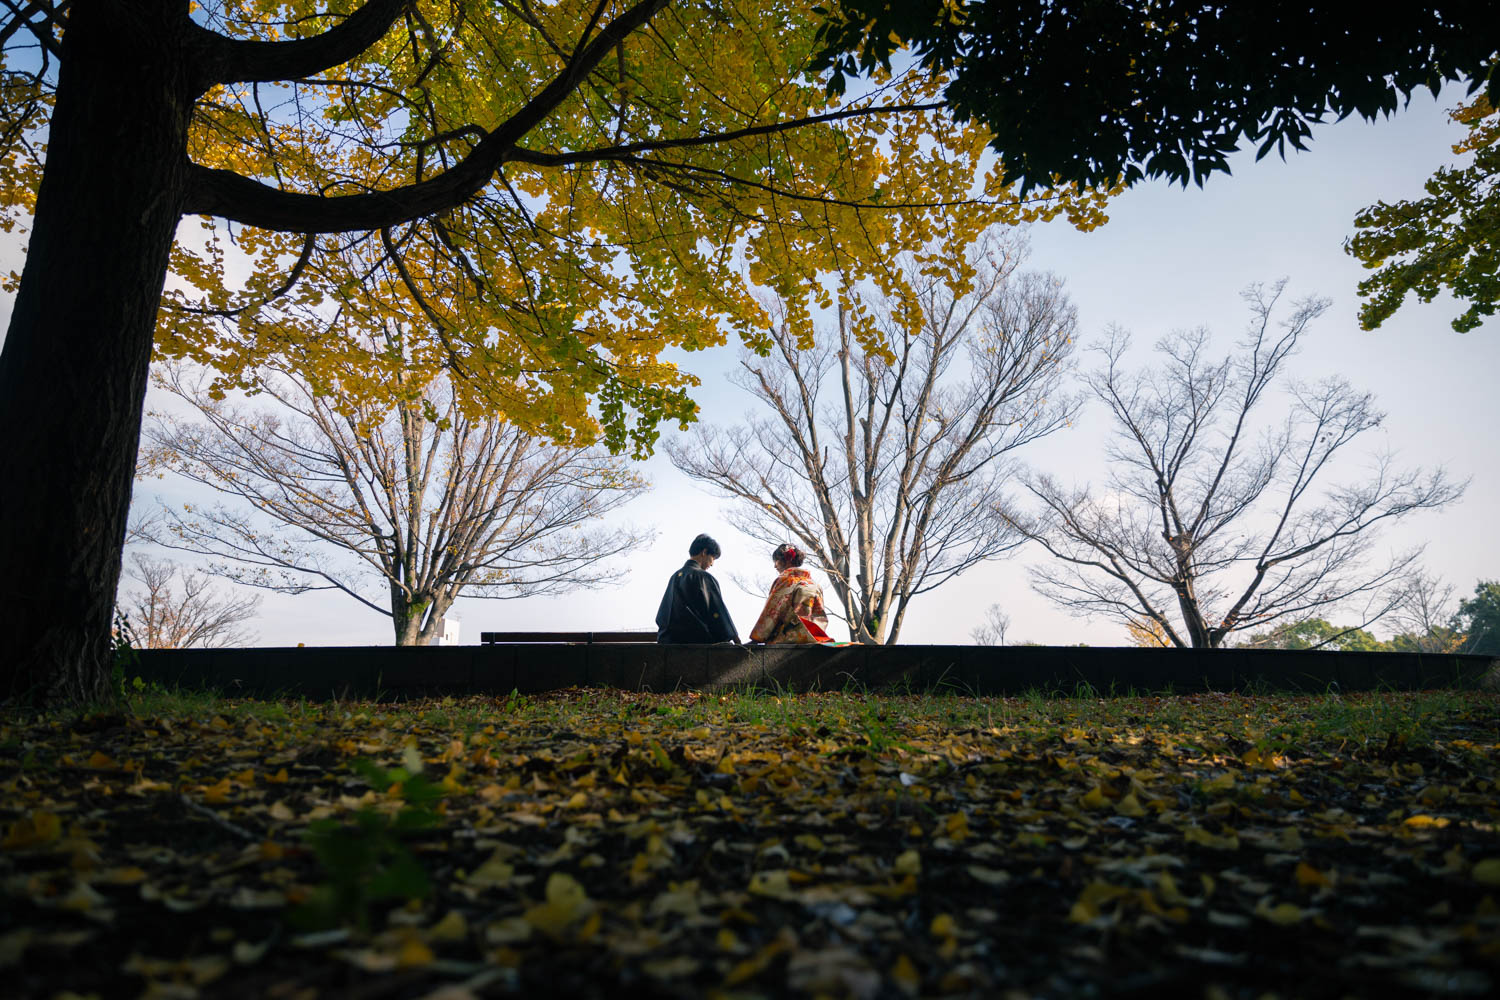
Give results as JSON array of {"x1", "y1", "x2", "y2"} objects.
[
  {"x1": 0, "y1": 1, "x2": 194, "y2": 702},
  {"x1": 391, "y1": 590, "x2": 450, "y2": 646}
]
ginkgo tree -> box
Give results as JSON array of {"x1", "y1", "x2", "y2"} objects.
[{"x1": 0, "y1": 1, "x2": 1112, "y2": 701}]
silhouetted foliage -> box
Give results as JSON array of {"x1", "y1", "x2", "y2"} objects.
[{"x1": 814, "y1": 1, "x2": 1499, "y2": 191}]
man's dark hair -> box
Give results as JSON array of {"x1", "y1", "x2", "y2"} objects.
[{"x1": 689, "y1": 534, "x2": 721, "y2": 558}]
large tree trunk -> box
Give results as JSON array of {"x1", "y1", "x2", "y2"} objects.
[
  {"x1": 414, "y1": 594, "x2": 454, "y2": 646},
  {"x1": 0, "y1": 2, "x2": 194, "y2": 703},
  {"x1": 391, "y1": 588, "x2": 444, "y2": 646},
  {"x1": 1171, "y1": 576, "x2": 1218, "y2": 649}
]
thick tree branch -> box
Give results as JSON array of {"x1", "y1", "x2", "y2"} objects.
[
  {"x1": 183, "y1": 0, "x2": 670, "y2": 232},
  {"x1": 195, "y1": 0, "x2": 412, "y2": 88},
  {"x1": 506, "y1": 100, "x2": 946, "y2": 167},
  {"x1": 0, "y1": 0, "x2": 64, "y2": 58}
]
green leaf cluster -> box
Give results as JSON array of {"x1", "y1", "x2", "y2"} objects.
[
  {"x1": 1237, "y1": 619, "x2": 1387, "y2": 653},
  {"x1": 1456, "y1": 581, "x2": 1500, "y2": 656},
  {"x1": 1347, "y1": 97, "x2": 1500, "y2": 333}
]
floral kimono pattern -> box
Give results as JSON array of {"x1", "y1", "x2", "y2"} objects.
[{"x1": 750, "y1": 567, "x2": 831, "y2": 644}]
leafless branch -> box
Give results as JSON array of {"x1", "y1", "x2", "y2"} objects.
[
  {"x1": 667, "y1": 230, "x2": 1079, "y2": 643},
  {"x1": 139, "y1": 355, "x2": 653, "y2": 645},
  {"x1": 1020, "y1": 283, "x2": 1465, "y2": 647},
  {"x1": 116, "y1": 553, "x2": 261, "y2": 649}
]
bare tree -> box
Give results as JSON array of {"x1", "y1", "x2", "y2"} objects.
[
  {"x1": 666, "y1": 233, "x2": 1080, "y2": 643},
  {"x1": 142, "y1": 360, "x2": 652, "y2": 645},
  {"x1": 1015, "y1": 281, "x2": 1465, "y2": 648},
  {"x1": 116, "y1": 553, "x2": 260, "y2": 650},
  {"x1": 971, "y1": 604, "x2": 1012, "y2": 646},
  {"x1": 1386, "y1": 569, "x2": 1467, "y2": 653}
]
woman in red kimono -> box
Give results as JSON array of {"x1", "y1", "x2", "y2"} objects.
[{"x1": 749, "y1": 543, "x2": 832, "y2": 644}]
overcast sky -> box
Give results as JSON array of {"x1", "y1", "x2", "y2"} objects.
[{"x1": 52, "y1": 86, "x2": 1497, "y2": 648}]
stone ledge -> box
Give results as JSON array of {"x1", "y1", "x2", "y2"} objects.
[{"x1": 130, "y1": 644, "x2": 1500, "y2": 700}]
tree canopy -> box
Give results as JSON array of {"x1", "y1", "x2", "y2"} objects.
[
  {"x1": 811, "y1": 1, "x2": 1499, "y2": 192},
  {"x1": 115, "y1": 553, "x2": 262, "y2": 649},
  {"x1": 121, "y1": 0, "x2": 1107, "y2": 454},
  {"x1": 1237, "y1": 619, "x2": 1386, "y2": 653}
]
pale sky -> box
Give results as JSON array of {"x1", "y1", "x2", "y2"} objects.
[{"x1": 10, "y1": 88, "x2": 1495, "y2": 648}]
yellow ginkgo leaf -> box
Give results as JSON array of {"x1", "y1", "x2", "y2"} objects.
[
  {"x1": 395, "y1": 935, "x2": 434, "y2": 968},
  {"x1": 890, "y1": 953, "x2": 920, "y2": 994},
  {"x1": 426, "y1": 910, "x2": 468, "y2": 943},
  {"x1": 1069, "y1": 881, "x2": 1130, "y2": 924},
  {"x1": 1080, "y1": 785, "x2": 1109, "y2": 810},
  {"x1": 1255, "y1": 899, "x2": 1305, "y2": 925},
  {"x1": 1157, "y1": 869, "x2": 1188, "y2": 906},
  {"x1": 1184, "y1": 826, "x2": 1240, "y2": 851},
  {"x1": 2, "y1": 810, "x2": 62, "y2": 851},
  {"x1": 524, "y1": 873, "x2": 592, "y2": 939},
  {"x1": 201, "y1": 778, "x2": 233, "y2": 804},
  {"x1": 467, "y1": 852, "x2": 515, "y2": 889},
  {"x1": 1294, "y1": 862, "x2": 1334, "y2": 889}
]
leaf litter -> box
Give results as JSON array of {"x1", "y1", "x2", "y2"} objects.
[{"x1": 2, "y1": 687, "x2": 1499, "y2": 998}]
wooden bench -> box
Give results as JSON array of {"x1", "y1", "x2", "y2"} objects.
[{"x1": 479, "y1": 631, "x2": 656, "y2": 645}]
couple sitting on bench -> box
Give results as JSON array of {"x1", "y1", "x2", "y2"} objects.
[{"x1": 655, "y1": 534, "x2": 832, "y2": 645}]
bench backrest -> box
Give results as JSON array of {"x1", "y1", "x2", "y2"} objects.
[{"x1": 479, "y1": 631, "x2": 655, "y2": 644}]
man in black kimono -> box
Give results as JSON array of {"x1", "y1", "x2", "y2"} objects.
[{"x1": 656, "y1": 534, "x2": 740, "y2": 644}]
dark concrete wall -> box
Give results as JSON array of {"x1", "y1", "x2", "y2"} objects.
[{"x1": 128, "y1": 643, "x2": 1500, "y2": 701}]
